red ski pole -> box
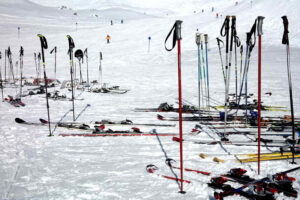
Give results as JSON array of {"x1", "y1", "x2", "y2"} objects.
[
  {"x1": 164, "y1": 20, "x2": 185, "y2": 193},
  {"x1": 257, "y1": 16, "x2": 265, "y2": 175}
]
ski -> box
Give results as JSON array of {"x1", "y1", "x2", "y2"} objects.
[
  {"x1": 157, "y1": 114, "x2": 244, "y2": 122},
  {"x1": 4, "y1": 96, "x2": 25, "y2": 107},
  {"x1": 173, "y1": 136, "x2": 293, "y2": 146},
  {"x1": 239, "y1": 154, "x2": 300, "y2": 163},
  {"x1": 59, "y1": 132, "x2": 177, "y2": 137},
  {"x1": 146, "y1": 164, "x2": 191, "y2": 183},
  {"x1": 40, "y1": 118, "x2": 176, "y2": 127}
]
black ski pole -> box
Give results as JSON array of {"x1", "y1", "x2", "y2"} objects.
[
  {"x1": 239, "y1": 45, "x2": 243, "y2": 91},
  {"x1": 75, "y1": 49, "x2": 84, "y2": 85},
  {"x1": 282, "y1": 16, "x2": 296, "y2": 164},
  {"x1": 37, "y1": 34, "x2": 52, "y2": 136},
  {"x1": 50, "y1": 46, "x2": 57, "y2": 86},
  {"x1": 67, "y1": 35, "x2": 76, "y2": 121},
  {"x1": 216, "y1": 37, "x2": 226, "y2": 85},
  {"x1": 99, "y1": 52, "x2": 103, "y2": 86},
  {"x1": 0, "y1": 51, "x2": 3, "y2": 101},
  {"x1": 7, "y1": 47, "x2": 15, "y2": 83},
  {"x1": 4, "y1": 49, "x2": 7, "y2": 82},
  {"x1": 34, "y1": 53, "x2": 38, "y2": 85},
  {"x1": 234, "y1": 34, "x2": 241, "y2": 106},
  {"x1": 38, "y1": 52, "x2": 41, "y2": 85},
  {"x1": 220, "y1": 16, "x2": 230, "y2": 135},
  {"x1": 84, "y1": 48, "x2": 89, "y2": 86},
  {"x1": 19, "y1": 46, "x2": 24, "y2": 101}
]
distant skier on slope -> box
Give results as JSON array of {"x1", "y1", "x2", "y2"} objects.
[
  {"x1": 110, "y1": 20, "x2": 113, "y2": 25},
  {"x1": 106, "y1": 35, "x2": 110, "y2": 43}
]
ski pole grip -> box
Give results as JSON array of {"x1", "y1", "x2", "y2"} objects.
[
  {"x1": 37, "y1": 34, "x2": 48, "y2": 49},
  {"x1": 196, "y1": 33, "x2": 201, "y2": 45},
  {"x1": 204, "y1": 34, "x2": 208, "y2": 43},
  {"x1": 281, "y1": 16, "x2": 289, "y2": 45},
  {"x1": 66, "y1": 35, "x2": 75, "y2": 49},
  {"x1": 175, "y1": 20, "x2": 183, "y2": 40},
  {"x1": 20, "y1": 46, "x2": 24, "y2": 56},
  {"x1": 257, "y1": 16, "x2": 265, "y2": 36}
]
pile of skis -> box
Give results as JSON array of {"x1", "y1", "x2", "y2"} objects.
[{"x1": 146, "y1": 159, "x2": 299, "y2": 199}]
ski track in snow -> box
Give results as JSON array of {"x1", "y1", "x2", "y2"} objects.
[{"x1": 1, "y1": 0, "x2": 300, "y2": 199}]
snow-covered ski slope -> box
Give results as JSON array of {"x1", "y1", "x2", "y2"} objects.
[{"x1": 1, "y1": 0, "x2": 300, "y2": 199}]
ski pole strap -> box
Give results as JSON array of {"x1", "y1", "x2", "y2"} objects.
[
  {"x1": 240, "y1": 45, "x2": 243, "y2": 54},
  {"x1": 247, "y1": 19, "x2": 257, "y2": 52},
  {"x1": 216, "y1": 37, "x2": 224, "y2": 48},
  {"x1": 220, "y1": 16, "x2": 230, "y2": 37},
  {"x1": 165, "y1": 20, "x2": 183, "y2": 51},
  {"x1": 281, "y1": 16, "x2": 289, "y2": 45},
  {"x1": 257, "y1": 16, "x2": 265, "y2": 36},
  {"x1": 37, "y1": 34, "x2": 48, "y2": 49},
  {"x1": 204, "y1": 34, "x2": 208, "y2": 43},
  {"x1": 20, "y1": 46, "x2": 24, "y2": 56},
  {"x1": 234, "y1": 35, "x2": 241, "y2": 47}
]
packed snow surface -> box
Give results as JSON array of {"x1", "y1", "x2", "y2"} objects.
[{"x1": 1, "y1": 0, "x2": 300, "y2": 199}]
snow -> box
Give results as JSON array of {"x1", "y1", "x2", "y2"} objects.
[{"x1": 1, "y1": 0, "x2": 300, "y2": 199}]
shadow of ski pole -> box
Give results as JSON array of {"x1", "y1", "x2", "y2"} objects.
[{"x1": 154, "y1": 129, "x2": 181, "y2": 190}]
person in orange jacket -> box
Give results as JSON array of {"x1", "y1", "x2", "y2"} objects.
[{"x1": 106, "y1": 35, "x2": 110, "y2": 43}]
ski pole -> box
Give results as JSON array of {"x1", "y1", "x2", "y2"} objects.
[
  {"x1": 148, "y1": 36, "x2": 151, "y2": 52},
  {"x1": 19, "y1": 46, "x2": 24, "y2": 101},
  {"x1": 220, "y1": 16, "x2": 230, "y2": 135},
  {"x1": 239, "y1": 45, "x2": 243, "y2": 91},
  {"x1": 257, "y1": 16, "x2": 265, "y2": 174},
  {"x1": 37, "y1": 34, "x2": 52, "y2": 136},
  {"x1": 84, "y1": 48, "x2": 89, "y2": 86},
  {"x1": 38, "y1": 52, "x2": 41, "y2": 85},
  {"x1": 0, "y1": 51, "x2": 3, "y2": 101},
  {"x1": 236, "y1": 19, "x2": 257, "y2": 115},
  {"x1": 34, "y1": 53, "x2": 38, "y2": 85},
  {"x1": 99, "y1": 52, "x2": 103, "y2": 86},
  {"x1": 282, "y1": 16, "x2": 296, "y2": 164},
  {"x1": 7, "y1": 47, "x2": 15, "y2": 83},
  {"x1": 196, "y1": 33, "x2": 203, "y2": 113},
  {"x1": 66, "y1": 35, "x2": 76, "y2": 121},
  {"x1": 216, "y1": 37, "x2": 226, "y2": 85},
  {"x1": 200, "y1": 36, "x2": 207, "y2": 108},
  {"x1": 50, "y1": 46, "x2": 57, "y2": 89},
  {"x1": 4, "y1": 49, "x2": 7, "y2": 82},
  {"x1": 204, "y1": 34, "x2": 210, "y2": 111},
  {"x1": 234, "y1": 35, "x2": 241, "y2": 106},
  {"x1": 165, "y1": 20, "x2": 185, "y2": 194}
]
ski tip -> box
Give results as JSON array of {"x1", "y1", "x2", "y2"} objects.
[
  {"x1": 39, "y1": 118, "x2": 48, "y2": 124},
  {"x1": 15, "y1": 118, "x2": 25, "y2": 123}
]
